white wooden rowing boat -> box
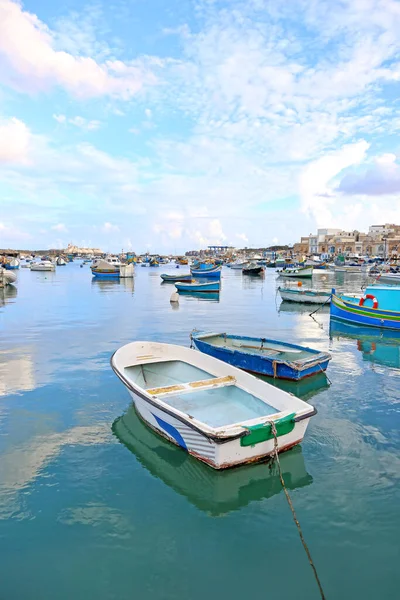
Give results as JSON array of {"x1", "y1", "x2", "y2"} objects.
[
  {"x1": 111, "y1": 341, "x2": 316, "y2": 469},
  {"x1": 278, "y1": 287, "x2": 331, "y2": 304}
]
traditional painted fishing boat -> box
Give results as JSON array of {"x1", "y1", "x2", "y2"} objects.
[
  {"x1": 190, "y1": 264, "x2": 222, "y2": 278},
  {"x1": 91, "y1": 256, "x2": 122, "y2": 278},
  {"x1": 112, "y1": 406, "x2": 312, "y2": 515},
  {"x1": 111, "y1": 341, "x2": 316, "y2": 469},
  {"x1": 56, "y1": 256, "x2": 67, "y2": 266},
  {"x1": 191, "y1": 332, "x2": 331, "y2": 380},
  {"x1": 243, "y1": 262, "x2": 263, "y2": 275},
  {"x1": 160, "y1": 273, "x2": 193, "y2": 283},
  {"x1": 330, "y1": 285, "x2": 400, "y2": 330},
  {"x1": 278, "y1": 287, "x2": 331, "y2": 305},
  {"x1": 277, "y1": 266, "x2": 313, "y2": 278},
  {"x1": 175, "y1": 281, "x2": 220, "y2": 293}
]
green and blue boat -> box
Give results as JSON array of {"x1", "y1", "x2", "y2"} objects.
[{"x1": 330, "y1": 285, "x2": 400, "y2": 330}]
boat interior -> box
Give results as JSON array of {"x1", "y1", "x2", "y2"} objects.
[
  {"x1": 196, "y1": 335, "x2": 315, "y2": 361},
  {"x1": 124, "y1": 360, "x2": 277, "y2": 428}
]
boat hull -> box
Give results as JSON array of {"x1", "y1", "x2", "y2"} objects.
[
  {"x1": 278, "y1": 288, "x2": 331, "y2": 304},
  {"x1": 124, "y1": 387, "x2": 308, "y2": 469},
  {"x1": 330, "y1": 294, "x2": 400, "y2": 330},
  {"x1": 277, "y1": 267, "x2": 313, "y2": 278},
  {"x1": 243, "y1": 267, "x2": 263, "y2": 275},
  {"x1": 91, "y1": 270, "x2": 120, "y2": 278},
  {"x1": 160, "y1": 274, "x2": 192, "y2": 282},
  {"x1": 190, "y1": 266, "x2": 221, "y2": 278},
  {"x1": 192, "y1": 335, "x2": 331, "y2": 381},
  {"x1": 175, "y1": 282, "x2": 220, "y2": 292}
]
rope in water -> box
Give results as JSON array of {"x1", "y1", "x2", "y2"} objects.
[{"x1": 269, "y1": 421, "x2": 327, "y2": 600}]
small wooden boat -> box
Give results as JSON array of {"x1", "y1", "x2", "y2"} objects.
[
  {"x1": 175, "y1": 281, "x2": 220, "y2": 293},
  {"x1": 243, "y1": 262, "x2": 263, "y2": 275},
  {"x1": 190, "y1": 264, "x2": 221, "y2": 278},
  {"x1": 191, "y1": 332, "x2": 331, "y2": 380},
  {"x1": 160, "y1": 273, "x2": 193, "y2": 283},
  {"x1": 56, "y1": 256, "x2": 67, "y2": 266},
  {"x1": 278, "y1": 287, "x2": 331, "y2": 304},
  {"x1": 91, "y1": 258, "x2": 120, "y2": 278},
  {"x1": 111, "y1": 341, "x2": 316, "y2": 469},
  {"x1": 330, "y1": 285, "x2": 400, "y2": 330},
  {"x1": 277, "y1": 266, "x2": 313, "y2": 278}
]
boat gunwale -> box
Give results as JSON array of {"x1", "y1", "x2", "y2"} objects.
[{"x1": 333, "y1": 293, "x2": 400, "y2": 318}]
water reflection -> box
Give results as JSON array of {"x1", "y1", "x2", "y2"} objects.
[
  {"x1": 278, "y1": 301, "x2": 330, "y2": 315},
  {"x1": 258, "y1": 371, "x2": 330, "y2": 401},
  {"x1": 0, "y1": 284, "x2": 18, "y2": 307},
  {"x1": 178, "y1": 291, "x2": 220, "y2": 302},
  {"x1": 330, "y1": 320, "x2": 400, "y2": 369},
  {"x1": 112, "y1": 405, "x2": 312, "y2": 516},
  {"x1": 91, "y1": 278, "x2": 135, "y2": 293}
]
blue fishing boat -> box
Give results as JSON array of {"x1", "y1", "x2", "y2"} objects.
[
  {"x1": 175, "y1": 281, "x2": 220, "y2": 293},
  {"x1": 160, "y1": 273, "x2": 192, "y2": 283},
  {"x1": 191, "y1": 332, "x2": 331, "y2": 381},
  {"x1": 5, "y1": 258, "x2": 20, "y2": 270},
  {"x1": 190, "y1": 264, "x2": 221, "y2": 279},
  {"x1": 330, "y1": 285, "x2": 400, "y2": 330}
]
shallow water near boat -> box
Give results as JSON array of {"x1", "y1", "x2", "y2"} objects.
[{"x1": 0, "y1": 264, "x2": 399, "y2": 599}]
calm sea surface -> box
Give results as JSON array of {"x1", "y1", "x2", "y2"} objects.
[{"x1": 0, "y1": 263, "x2": 399, "y2": 599}]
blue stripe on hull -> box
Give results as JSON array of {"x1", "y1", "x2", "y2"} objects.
[
  {"x1": 152, "y1": 414, "x2": 187, "y2": 450},
  {"x1": 92, "y1": 272, "x2": 120, "y2": 278},
  {"x1": 330, "y1": 301, "x2": 400, "y2": 330}
]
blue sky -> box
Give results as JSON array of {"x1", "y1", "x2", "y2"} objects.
[{"x1": 1, "y1": 0, "x2": 400, "y2": 253}]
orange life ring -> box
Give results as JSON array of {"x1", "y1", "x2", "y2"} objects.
[
  {"x1": 357, "y1": 340, "x2": 376, "y2": 354},
  {"x1": 359, "y1": 294, "x2": 378, "y2": 309}
]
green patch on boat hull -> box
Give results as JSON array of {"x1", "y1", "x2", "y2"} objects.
[{"x1": 241, "y1": 413, "x2": 296, "y2": 447}]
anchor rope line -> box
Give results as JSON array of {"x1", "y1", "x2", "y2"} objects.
[{"x1": 269, "y1": 421, "x2": 327, "y2": 600}]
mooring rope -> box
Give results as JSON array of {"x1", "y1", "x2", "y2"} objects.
[{"x1": 269, "y1": 421, "x2": 326, "y2": 600}]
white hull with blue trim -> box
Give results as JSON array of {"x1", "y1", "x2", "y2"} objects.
[{"x1": 111, "y1": 342, "x2": 316, "y2": 469}]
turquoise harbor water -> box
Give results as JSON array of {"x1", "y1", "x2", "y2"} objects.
[{"x1": 0, "y1": 264, "x2": 399, "y2": 599}]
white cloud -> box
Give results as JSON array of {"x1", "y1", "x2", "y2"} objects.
[
  {"x1": 102, "y1": 222, "x2": 120, "y2": 233},
  {"x1": 144, "y1": 108, "x2": 152, "y2": 119},
  {"x1": 300, "y1": 140, "x2": 370, "y2": 225},
  {"x1": 0, "y1": 0, "x2": 154, "y2": 99},
  {"x1": 51, "y1": 223, "x2": 68, "y2": 232},
  {"x1": 53, "y1": 114, "x2": 100, "y2": 130},
  {"x1": 0, "y1": 117, "x2": 31, "y2": 163},
  {"x1": 53, "y1": 114, "x2": 66, "y2": 124},
  {"x1": 236, "y1": 233, "x2": 248, "y2": 243}
]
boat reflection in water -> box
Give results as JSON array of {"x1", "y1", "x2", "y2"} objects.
[
  {"x1": 0, "y1": 283, "x2": 18, "y2": 308},
  {"x1": 178, "y1": 291, "x2": 220, "y2": 302},
  {"x1": 91, "y1": 278, "x2": 135, "y2": 294},
  {"x1": 330, "y1": 320, "x2": 400, "y2": 369},
  {"x1": 278, "y1": 301, "x2": 330, "y2": 315},
  {"x1": 112, "y1": 405, "x2": 312, "y2": 516},
  {"x1": 257, "y1": 371, "x2": 330, "y2": 401}
]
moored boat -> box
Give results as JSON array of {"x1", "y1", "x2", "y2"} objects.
[
  {"x1": 374, "y1": 272, "x2": 400, "y2": 285},
  {"x1": 278, "y1": 287, "x2": 331, "y2": 304},
  {"x1": 0, "y1": 268, "x2": 17, "y2": 286},
  {"x1": 330, "y1": 285, "x2": 400, "y2": 330},
  {"x1": 175, "y1": 281, "x2": 220, "y2": 293},
  {"x1": 56, "y1": 256, "x2": 67, "y2": 266},
  {"x1": 30, "y1": 260, "x2": 55, "y2": 271},
  {"x1": 91, "y1": 256, "x2": 121, "y2": 278},
  {"x1": 243, "y1": 262, "x2": 263, "y2": 275},
  {"x1": 160, "y1": 273, "x2": 193, "y2": 283},
  {"x1": 4, "y1": 258, "x2": 20, "y2": 270},
  {"x1": 191, "y1": 332, "x2": 331, "y2": 380},
  {"x1": 111, "y1": 341, "x2": 316, "y2": 469},
  {"x1": 277, "y1": 266, "x2": 313, "y2": 278},
  {"x1": 190, "y1": 264, "x2": 221, "y2": 278}
]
